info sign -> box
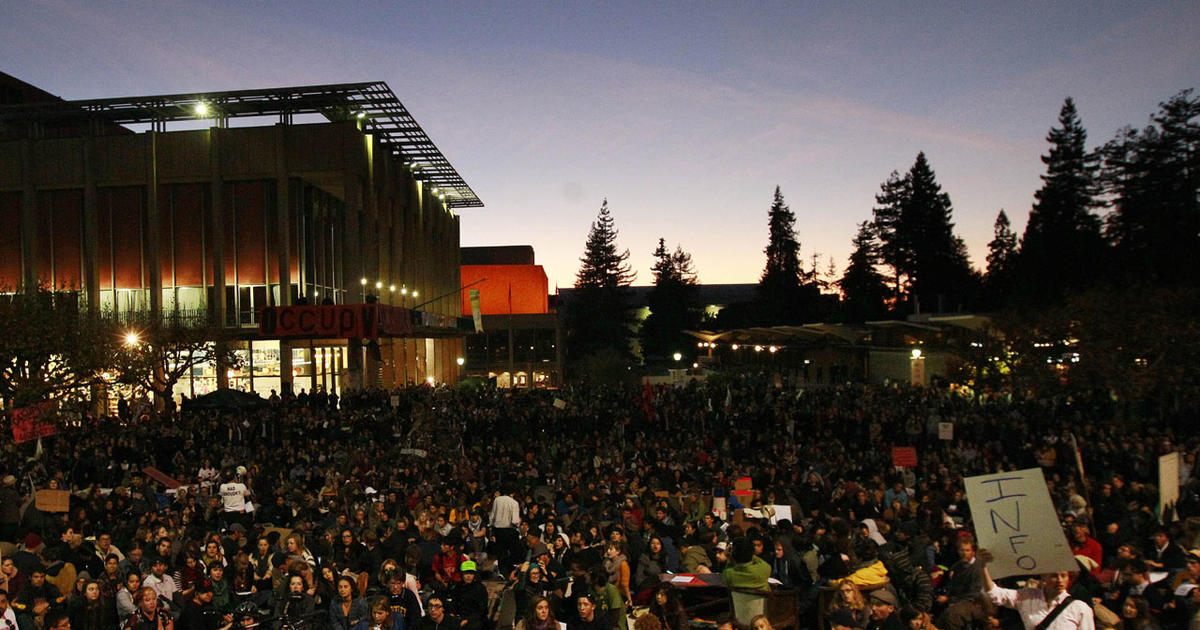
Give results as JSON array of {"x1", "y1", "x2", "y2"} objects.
[{"x1": 964, "y1": 468, "x2": 1077, "y2": 579}]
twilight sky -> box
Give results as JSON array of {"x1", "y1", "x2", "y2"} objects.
[{"x1": 4, "y1": 2, "x2": 1198, "y2": 287}]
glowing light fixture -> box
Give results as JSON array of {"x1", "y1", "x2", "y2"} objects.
[
  {"x1": 731, "y1": 344, "x2": 739, "y2": 350},
  {"x1": 194, "y1": 102, "x2": 208, "y2": 116},
  {"x1": 911, "y1": 348, "x2": 923, "y2": 359},
  {"x1": 673, "y1": 352, "x2": 682, "y2": 361},
  {"x1": 375, "y1": 281, "x2": 383, "y2": 289},
  {"x1": 456, "y1": 357, "x2": 465, "y2": 366},
  {"x1": 360, "y1": 277, "x2": 368, "y2": 286},
  {"x1": 124, "y1": 332, "x2": 140, "y2": 346},
  {"x1": 389, "y1": 285, "x2": 396, "y2": 292},
  {"x1": 768, "y1": 345, "x2": 778, "y2": 353}
]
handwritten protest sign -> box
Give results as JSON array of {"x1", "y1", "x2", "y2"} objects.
[
  {"x1": 1160, "y1": 452, "x2": 1180, "y2": 522},
  {"x1": 938, "y1": 422, "x2": 954, "y2": 441},
  {"x1": 964, "y1": 468, "x2": 1077, "y2": 579}
]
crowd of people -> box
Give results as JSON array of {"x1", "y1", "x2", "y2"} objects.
[{"x1": 2, "y1": 375, "x2": 1200, "y2": 630}]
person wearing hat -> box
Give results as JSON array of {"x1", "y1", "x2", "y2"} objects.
[
  {"x1": 449, "y1": 561, "x2": 487, "y2": 630},
  {"x1": 866, "y1": 589, "x2": 901, "y2": 630}
]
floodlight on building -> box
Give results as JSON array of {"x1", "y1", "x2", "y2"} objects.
[
  {"x1": 124, "y1": 332, "x2": 140, "y2": 346},
  {"x1": 673, "y1": 352, "x2": 682, "y2": 362},
  {"x1": 194, "y1": 102, "x2": 208, "y2": 116},
  {"x1": 768, "y1": 346, "x2": 778, "y2": 353},
  {"x1": 697, "y1": 342, "x2": 704, "y2": 348},
  {"x1": 356, "y1": 111, "x2": 366, "y2": 119},
  {"x1": 456, "y1": 357, "x2": 465, "y2": 366},
  {"x1": 754, "y1": 345, "x2": 763, "y2": 352}
]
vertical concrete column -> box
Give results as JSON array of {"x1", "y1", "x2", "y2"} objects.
[
  {"x1": 274, "y1": 126, "x2": 293, "y2": 393},
  {"x1": 19, "y1": 139, "x2": 36, "y2": 289},
  {"x1": 209, "y1": 128, "x2": 229, "y2": 390},
  {"x1": 83, "y1": 137, "x2": 100, "y2": 313},
  {"x1": 146, "y1": 132, "x2": 162, "y2": 317}
]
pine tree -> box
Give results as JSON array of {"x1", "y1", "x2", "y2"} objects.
[
  {"x1": 1017, "y1": 98, "x2": 1105, "y2": 303},
  {"x1": 838, "y1": 221, "x2": 890, "y2": 322},
  {"x1": 758, "y1": 186, "x2": 817, "y2": 323},
  {"x1": 1101, "y1": 89, "x2": 1200, "y2": 283},
  {"x1": 982, "y1": 210, "x2": 1019, "y2": 309},
  {"x1": 567, "y1": 199, "x2": 637, "y2": 374},
  {"x1": 640, "y1": 238, "x2": 699, "y2": 364},
  {"x1": 872, "y1": 153, "x2": 976, "y2": 312}
]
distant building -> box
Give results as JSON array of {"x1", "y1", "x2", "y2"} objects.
[{"x1": 460, "y1": 246, "x2": 561, "y2": 387}]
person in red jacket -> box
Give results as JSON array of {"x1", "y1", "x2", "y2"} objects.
[
  {"x1": 431, "y1": 536, "x2": 467, "y2": 596},
  {"x1": 1069, "y1": 523, "x2": 1103, "y2": 577}
]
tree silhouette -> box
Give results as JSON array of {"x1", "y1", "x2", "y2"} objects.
[
  {"x1": 640, "y1": 238, "x2": 699, "y2": 365},
  {"x1": 1017, "y1": 98, "x2": 1105, "y2": 304},
  {"x1": 838, "y1": 221, "x2": 890, "y2": 322},
  {"x1": 757, "y1": 186, "x2": 818, "y2": 323},
  {"x1": 567, "y1": 199, "x2": 637, "y2": 377}
]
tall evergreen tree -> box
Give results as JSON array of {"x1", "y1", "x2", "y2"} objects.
[
  {"x1": 640, "y1": 238, "x2": 699, "y2": 364},
  {"x1": 1017, "y1": 98, "x2": 1105, "y2": 303},
  {"x1": 567, "y1": 199, "x2": 637, "y2": 374},
  {"x1": 872, "y1": 153, "x2": 976, "y2": 312},
  {"x1": 838, "y1": 221, "x2": 890, "y2": 322},
  {"x1": 983, "y1": 209, "x2": 1019, "y2": 307},
  {"x1": 758, "y1": 186, "x2": 817, "y2": 323},
  {"x1": 1100, "y1": 89, "x2": 1200, "y2": 283}
]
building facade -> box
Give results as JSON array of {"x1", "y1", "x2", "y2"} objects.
[{"x1": 0, "y1": 74, "x2": 478, "y2": 399}]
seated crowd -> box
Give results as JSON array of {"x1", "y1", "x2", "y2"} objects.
[{"x1": 2, "y1": 376, "x2": 1200, "y2": 630}]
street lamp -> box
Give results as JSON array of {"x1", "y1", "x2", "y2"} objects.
[
  {"x1": 672, "y1": 352, "x2": 682, "y2": 362},
  {"x1": 911, "y1": 348, "x2": 922, "y2": 359},
  {"x1": 456, "y1": 357, "x2": 465, "y2": 366}
]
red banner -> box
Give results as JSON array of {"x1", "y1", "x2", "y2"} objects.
[
  {"x1": 891, "y1": 446, "x2": 918, "y2": 468},
  {"x1": 12, "y1": 401, "x2": 57, "y2": 444},
  {"x1": 258, "y1": 304, "x2": 412, "y2": 339},
  {"x1": 142, "y1": 466, "x2": 182, "y2": 489}
]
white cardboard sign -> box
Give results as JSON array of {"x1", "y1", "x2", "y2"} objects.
[
  {"x1": 964, "y1": 468, "x2": 1077, "y2": 579},
  {"x1": 1160, "y1": 452, "x2": 1181, "y2": 522}
]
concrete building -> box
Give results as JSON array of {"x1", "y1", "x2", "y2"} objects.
[{"x1": 0, "y1": 73, "x2": 478, "y2": 399}]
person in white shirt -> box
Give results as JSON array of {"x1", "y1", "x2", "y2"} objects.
[
  {"x1": 489, "y1": 486, "x2": 521, "y2": 574},
  {"x1": 981, "y1": 549, "x2": 1094, "y2": 630},
  {"x1": 1, "y1": 589, "x2": 20, "y2": 630},
  {"x1": 143, "y1": 556, "x2": 179, "y2": 605},
  {"x1": 219, "y1": 469, "x2": 252, "y2": 529}
]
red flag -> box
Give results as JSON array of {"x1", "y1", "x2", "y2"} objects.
[{"x1": 641, "y1": 380, "x2": 656, "y2": 421}]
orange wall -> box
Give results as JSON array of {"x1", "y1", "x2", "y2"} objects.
[{"x1": 460, "y1": 264, "x2": 548, "y2": 315}]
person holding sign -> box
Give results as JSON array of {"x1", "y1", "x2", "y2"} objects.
[{"x1": 979, "y1": 550, "x2": 1094, "y2": 630}]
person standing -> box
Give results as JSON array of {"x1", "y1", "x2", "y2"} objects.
[
  {"x1": 490, "y1": 486, "x2": 521, "y2": 574},
  {"x1": 980, "y1": 550, "x2": 1094, "y2": 630}
]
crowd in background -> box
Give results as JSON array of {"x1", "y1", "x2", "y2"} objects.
[{"x1": 3, "y1": 375, "x2": 1200, "y2": 630}]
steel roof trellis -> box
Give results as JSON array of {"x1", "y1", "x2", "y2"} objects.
[{"x1": 0, "y1": 81, "x2": 482, "y2": 208}]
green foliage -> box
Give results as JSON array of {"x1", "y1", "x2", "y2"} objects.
[
  {"x1": 640, "y1": 238, "x2": 700, "y2": 364},
  {"x1": 0, "y1": 289, "x2": 116, "y2": 407},
  {"x1": 567, "y1": 199, "x2": 637, "y2": 376}
]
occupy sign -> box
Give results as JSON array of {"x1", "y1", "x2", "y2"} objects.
[
  {"x1": 259, "y1": 304, "x2": 412, "y2": 339},
  {"x1": 964, "y1": 468, "x2": 1077, "y2": 579}
]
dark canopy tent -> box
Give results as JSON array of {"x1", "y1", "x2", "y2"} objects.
[{"x1": 185, "y1": 389, "x2": 268, "y2": 410}]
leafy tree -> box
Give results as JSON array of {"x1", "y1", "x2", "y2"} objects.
[
  {"x1": 1017, "y1": 98, "x2": 1105, "y2": 304},
  {"x1": 111, "y1": 311, "x2": 240, "y2": 415},
  {"x1": 757, "y1": 186, "x2": 819, "y2": 323},
  {"x1": 640, "y1": 238, "x2": 699, "y2": 364},
  {"x1": 1100, "y1": 89, "x2": 1200, "y2": 284},
  {"x1": 0, "y1": 289, "x2": 116, "y2": 408},
  {"x1": 567, "y1": 199, "x2": 637, "y2": 376},
  {"x1": 838, "y1": 221, "x2": 890, "y2": 322},
  {"x1": 872, "y1": 152, "x2": 977, "y2": 312},
  {"x1": 982, "y1": 209, "x2": 1019, "y2": 308}
]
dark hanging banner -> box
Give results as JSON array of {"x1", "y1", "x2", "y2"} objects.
[{"x1": 258, "y1": 304, "x2": 412, "y2": 339}]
